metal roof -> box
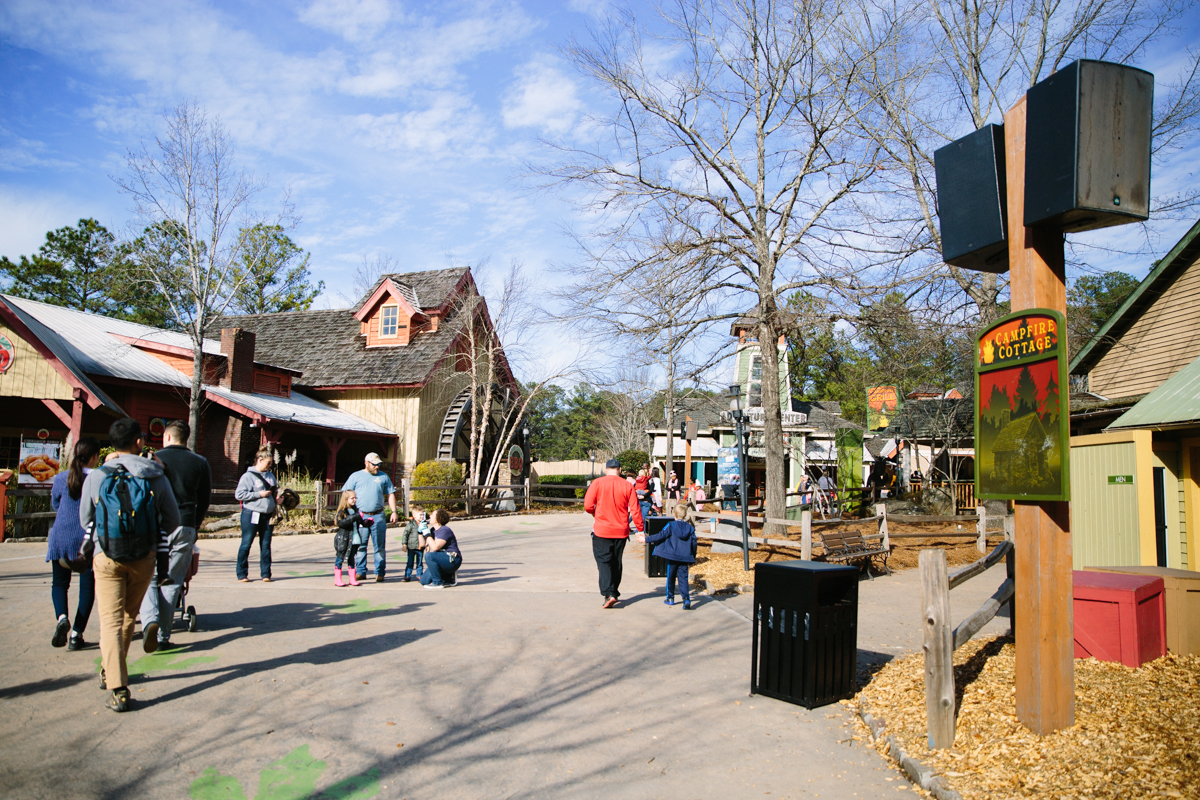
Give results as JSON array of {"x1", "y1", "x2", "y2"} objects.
[
  {"x1": 1070, "y1": 218, "x2": 1200, "y2": 376},
  {"x1": 1108, "y1": 353, "x2": 1200, "y2": 429},
  {"x1": 204, "y1": 385, "x2": 394, "y2": 436},
  {"x1": 3, "y1": 295, "x2": 211, "y2": 388}
]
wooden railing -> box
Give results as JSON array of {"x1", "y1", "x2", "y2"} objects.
[
  {"x1": 920, "y1": 515, "x2": 1015, "y2": 749},
  {"x1": 2, "y1": 487, "x2": 54, "y2": 540},
  {"x1": 910, "y1": 480, "x2": 977, "y2": 514}
]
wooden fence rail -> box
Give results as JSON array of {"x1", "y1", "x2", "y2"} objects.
[{"x1": 920, "y1": 518, "x2": 1015, "y2": 750}]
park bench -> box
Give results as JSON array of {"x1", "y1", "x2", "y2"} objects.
[{"x1": 816, "y1": 528, "x2": 891, "y2": 577}]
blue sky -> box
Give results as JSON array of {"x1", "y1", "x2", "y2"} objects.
[{"x1": 1, "y1": 0, "x2": 1198, "y2": 363}]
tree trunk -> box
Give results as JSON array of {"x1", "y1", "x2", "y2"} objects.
[
  {"x1": 757, "y1": 297, "x2": 786, "y2": 536},
  {"x1": 187, "y1": 323, "x2": 204, "y2": 451}
]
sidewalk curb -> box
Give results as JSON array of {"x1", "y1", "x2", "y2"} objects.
[{"x1": 858, "y1": 705, "x2": 962, "y2": 800}]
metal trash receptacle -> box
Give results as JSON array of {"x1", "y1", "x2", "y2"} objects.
[
  {"x1": 644, "y1": 516, "x2": 670, "y2": 578},
  {"x1": 751, "y1": 560, "x2": 858, "y2": 708}
]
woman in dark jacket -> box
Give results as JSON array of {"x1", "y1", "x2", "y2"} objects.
[
  {"x1": 640, "y1": 503, "x2": 697, "y2": 609},
  {"x1": 46, "y1": 437, "x2": 101, "y2": 649}
]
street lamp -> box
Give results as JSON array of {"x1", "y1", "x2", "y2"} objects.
[
  {"x1": 587, "y1": 450, "x2": 596, "y2": 480},
  {"x1": 728, "y1": 383, "x2": 751, "y2": 572}
]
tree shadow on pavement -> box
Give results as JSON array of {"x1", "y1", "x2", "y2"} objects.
[{"x1": 0, "y1": 673, "x2": 95, "y2": 701}]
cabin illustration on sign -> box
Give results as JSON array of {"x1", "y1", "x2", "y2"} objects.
[{"x1": 991, "y1": 412, "x2": 1053, "y2": 488}]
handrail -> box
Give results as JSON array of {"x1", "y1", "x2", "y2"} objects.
[{"x1": 948, "y1": 539, "x2": 1012, "y2": 589}]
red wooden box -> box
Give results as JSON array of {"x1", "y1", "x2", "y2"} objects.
[{"x1": 1073, "y1": 570, "x2": 1166, "y2": 668}]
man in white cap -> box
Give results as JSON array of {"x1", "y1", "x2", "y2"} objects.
[{"x1": 340, "y1": 453, "x2": 399, "y2": 582}]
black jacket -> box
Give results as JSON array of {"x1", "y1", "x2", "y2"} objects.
[{"x1": 156, "y1": 445, "x2": 213, "y2": 529}]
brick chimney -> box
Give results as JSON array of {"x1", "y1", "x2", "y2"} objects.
[{"x1": 220, "y1": 328, "x2": 256, "y2": 393}]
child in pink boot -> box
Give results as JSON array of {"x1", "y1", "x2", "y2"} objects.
[{"x1": 334, "y1": 490, "x2": 371, "y2": 586}]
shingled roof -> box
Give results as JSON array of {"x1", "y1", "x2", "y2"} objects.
[{"x1": 227, "y1": 266, "x2": 472, "y2": 389}]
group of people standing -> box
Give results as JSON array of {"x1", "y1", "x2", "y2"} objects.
[{"x1": 46, "y1": 417, "x2": 211, "y2": 713}]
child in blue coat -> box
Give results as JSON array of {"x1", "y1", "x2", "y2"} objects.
[{"x1": 640, "y1": 503, "x2": 697, "y2": 609}]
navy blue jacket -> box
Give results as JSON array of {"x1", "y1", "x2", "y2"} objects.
[{"x1": 645, "y1": 519, "x2": 697, "y2": 563}]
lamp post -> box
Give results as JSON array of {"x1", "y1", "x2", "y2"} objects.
[
  {"x1": 728, "y1": 384, "x2": 751, "y2": 572},
  {"x1": 522, "y1": 426, "x2": 531, "y2": 481}
]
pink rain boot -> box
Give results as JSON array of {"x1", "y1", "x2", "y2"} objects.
[
  {"x1": 334, "y1": 567, "x2": 346, "y2": 587},
  {"x1": 348, "y1": 569, "x2": 360, "y2": 586}
]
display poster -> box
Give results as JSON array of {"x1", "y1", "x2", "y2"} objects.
[
  {"x1": 975, "y1": 309, "x2": 1069, "y2": 501},
  {"x1": 717, "y1": 447, "x2": 740, "y2": 484},
  {"x1": 507, "y1": 445, "x2": 524, "y2": 477},
  {"x1": 19, "y1": 436, "x2": 62, "y2": 485},
  {"x1": 866, "y1": 386, "x2": 900, "y2": 431}
]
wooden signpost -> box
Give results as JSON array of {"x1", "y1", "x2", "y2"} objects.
[{"x1": 935, "y1": 59, "x2": 1153, "y2": 736}]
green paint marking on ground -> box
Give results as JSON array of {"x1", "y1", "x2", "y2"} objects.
[
  {"x1": 190, "y1": 767, "x2": 248, "y2": 800},
  {"x1": 94, "y1": 649, "x2": 219, "y2": 676},
  {"x1": 314, "y1": 768, "x2": 381, "y2": 800},
  {"x1": 255, "y1": 745, "x2": 326, "y2": 800},
  {"x1": 519, "y1": 521, "x2": 540, "y2": 526},
  {"x1": 500, "y1": 529, "x2": 536, "y2": 535},
  {"x1": 286, "y1": 570, "x2": 327, "y2": 577},
  {"x1": 322, "y1": 598, "x2": 394, "y2": 614}
]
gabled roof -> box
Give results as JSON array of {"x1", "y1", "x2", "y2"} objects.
[
  {"x1": 352, "y1": 277, "x2": 425, "y2": 322},
  {"x1": 1108, "y1": 352, "x2": 1200, "y2": 429},
  {"x1": 1071, "y1": 218, "x2": 1200, "y2": 376},
  {"x1": 352, "y1": 267, "x2": 469, "y2": 315},
  {"x1": 225, "y1": 308, "x2": 458, "y2": 388}
]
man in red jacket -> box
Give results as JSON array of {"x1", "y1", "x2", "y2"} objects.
[{"x1": 584, "y1": 458, "x2": 644, "y2": 608}]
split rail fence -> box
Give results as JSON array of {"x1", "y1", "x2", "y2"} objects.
[{"x1": 920, "y1": 515, "x2": 1016, "y2": 749}]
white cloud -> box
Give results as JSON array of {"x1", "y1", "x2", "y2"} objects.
[
  {"x1": 0, "y1": 187, "x2": 97, "y2": 260},
  {"x1": 299, "y1": 0, "x2": 393, "y2": 42},
  {"x1": 502, "y1": 55, "x2": 582, "y2": 133}
]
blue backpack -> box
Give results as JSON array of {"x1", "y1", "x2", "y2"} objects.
[{"x1": 95, "y1": 465, "x2": 159, "y2": 562}]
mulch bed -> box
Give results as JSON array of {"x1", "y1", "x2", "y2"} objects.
[{"x1": 850, "y1": 634, "x2": 1200, "y2": 798}]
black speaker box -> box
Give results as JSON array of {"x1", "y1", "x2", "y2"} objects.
[
  {"x1": 1025, "y1": 59, "x2": 1153, "y2": 231},
  {"x1": 935, "y1": 124, "x2": 1008, "y2": 273}
]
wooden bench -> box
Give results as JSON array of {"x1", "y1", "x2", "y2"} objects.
[{"x1": 816, "y1": 529, "x2": 891, "y2": 578}]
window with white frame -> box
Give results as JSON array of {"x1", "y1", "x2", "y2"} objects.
[
  {"x1": 380, "y1": 305, "x2": 399, "y2": 337},
  {"x1": 748, "y1": 353, "x2": 763, "y2": 408}
]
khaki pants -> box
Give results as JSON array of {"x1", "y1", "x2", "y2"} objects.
[{"x1": 94, "y1": 550, "x2": 155, "y2": 690}]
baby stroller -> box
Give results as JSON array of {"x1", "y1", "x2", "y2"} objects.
[{"x1": 172, "y1": 545, "x2": 200, "y2": 633}]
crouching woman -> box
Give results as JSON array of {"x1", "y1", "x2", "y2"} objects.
[{"x1": 420, "y1": 508, "x2": 462, "y2": 588}]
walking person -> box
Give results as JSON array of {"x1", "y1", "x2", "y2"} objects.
[
  {"x1": 639, "y1": 503, "x2": 697, "y2": 609},
  {"x1": 666, "y1": 470, "x2": 680, "y2": 515},
  {"x1": 583, "y1": 458, "x2": 644, "y2": 609},
  {"x1": 140, "y1": 420, "x2": 210, "y2": 650},
  {"x1": 235, "y1": 448, "x2": 277, "y2": 583},
  {"x1": 80, "y1": 418, "x2": 180, "y2": 712},
  {"x1": 420, "y1": 508, "x2": 462, "y2": 588},
  {"x1": 635, "y1": 468, "x2": 652, "y2": 523},
  {"x1": 47, "y1": 436, "x2": 101, "y2": 650},
  {"x1": 340, "y1": 453, "x2": 398, "y2": 582}
]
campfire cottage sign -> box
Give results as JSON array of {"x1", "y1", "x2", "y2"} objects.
[{"x1": 975, "y1": 309, "x2": 1070, "y2": 501}]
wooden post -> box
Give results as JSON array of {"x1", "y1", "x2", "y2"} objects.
[
  {"x1": 801, "y1": 508, "x2": 812, "y2": 560},
  {"x1": 1004, "y1": 514, "x2": 1016, "y2": 542},
  {"x1": 976, "y1": 505, "x2": 988, "y2": 553},
  {"x1": 524, "y1": 477, "x2": 531, "y2": 511},
  {"x1": 877, "y1": 503, "x2": 890, "y2": 551},
  {"x1": 1005, "y1": 96, "x2": 1074, "y2": 735},
  {"x1": 921, "y1": 548, "x2": 955, "y2": 749},
  {"x1": 684, "y1": 415, "x2": 693, "y2": 490},
  {"x1": 1007, "y1": 537, "x2": 1017, "y2": 638},
  {"x1": 465, "y1": 484, "x2": 472, "y2": 516},
  {"x1": 0, "y1": 469, "x2": 10, "y2": 542},
  {"x1": 401, "y1": 477, "x2": 410, "y2": 517}
]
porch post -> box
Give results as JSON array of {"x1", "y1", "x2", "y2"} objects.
[{"x1": 322, "y1": 436, "x2": 346, "y2": 488}]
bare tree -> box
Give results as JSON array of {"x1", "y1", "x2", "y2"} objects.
[
  {"x1": 548, "y1": 0, "x2": 889, "y2": 531},
  {"x1": 342, "y1": 252, "x2": 399, "y2": 306},
  {"x1": 843, "y1": 0, "x2": 1200, "y2": 321},
  {"x1": 117, "y1": 103, "x2": 283, "y2": 449},
  {"x1": 597, "y1": 366, "x2": 658, "y2": 457}
]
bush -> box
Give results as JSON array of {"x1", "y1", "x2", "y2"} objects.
[
  {"x1": 411, "y1": 460, "x2": 464, "y2": 510},
  {"x1": 616, "y1": 449, "x2": 649, "y2": 475},
  {"x1": 536, "y1": 474, "x2": 587, "y2": 499}
]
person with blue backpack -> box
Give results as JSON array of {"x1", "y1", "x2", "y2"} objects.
[{"x1": 79, "y1": 417, "x2": 180, "y2": 713}]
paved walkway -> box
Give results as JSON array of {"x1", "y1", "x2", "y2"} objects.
[{"x1": 0, "y1": 513, "x2": 1010, "y2": 799}]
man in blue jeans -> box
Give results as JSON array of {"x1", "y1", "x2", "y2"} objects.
[{"x1": 340, "y1": 453, "x2": 398, "y2": 582}]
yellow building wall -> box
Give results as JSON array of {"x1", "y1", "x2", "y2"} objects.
[
  {"x1": 1152, "y1": 444, "x2": 1186, "y2": 570},
  {"x1": 316, "y1": 388, "x2": 421, "y2": 467},
  {"x1": 416, "y1": 366, "x2": 470, "y2": 464},
  {"x1": 0, "y1": 322, "x2": 74, "y2": 401}
]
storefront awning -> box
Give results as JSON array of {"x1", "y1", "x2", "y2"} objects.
[{"x1": 652, "y1": 436, "x2": 719, "y2": 459}]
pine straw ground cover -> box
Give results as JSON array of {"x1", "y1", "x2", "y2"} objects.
[{"x1": 850, "y1": 634, "x2": 1200, "y2": 799}]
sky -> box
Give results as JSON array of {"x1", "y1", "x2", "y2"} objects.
[{"x1": 1, "y1": 0, "x2": 1198, "y2": 386}]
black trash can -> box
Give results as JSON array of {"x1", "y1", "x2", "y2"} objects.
[
  {"x1": 643, "y1": 516, "x2": 670, "y2": 578},
  {"x1": 721, "y1": 483, "x2": 739, "y2": 511},
  {"x1": 751, "y1": 560, "x2": 858, "y2": 708}
]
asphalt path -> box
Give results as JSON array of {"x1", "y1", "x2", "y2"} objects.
[{"x1": 0, "y1": 512, "x2": 1010, "y2": 799}]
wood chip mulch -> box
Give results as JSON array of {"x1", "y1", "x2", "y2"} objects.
[{"x1": 849, "y1": 634, "x2": 1200, "y2": 799}]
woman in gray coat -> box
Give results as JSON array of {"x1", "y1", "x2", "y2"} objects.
[{"x1": 234, "y1": 448, "x2": 278, "y2": 582}]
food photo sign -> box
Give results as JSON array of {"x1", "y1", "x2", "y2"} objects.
[
  {"x1": 975, "y1": 309, "x2": 1070, "y2": 502},
  {"x1": 19, "y1": 435, "x2": 62, "y2": 486}
]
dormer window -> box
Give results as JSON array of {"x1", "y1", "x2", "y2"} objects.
[{"x1": 380, "y1": 305, "x2": 399, "y2": 338}]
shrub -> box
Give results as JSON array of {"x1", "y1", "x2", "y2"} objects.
[
  {"x1": 536, "y1": 474, "x2": 587, "y2": 499},
  {"x1": 616, "y1": 449, "x2": 649, "y2": 475},
  {"x1": 411, "y1": 460, "x2": 465, "y2": 510}
]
